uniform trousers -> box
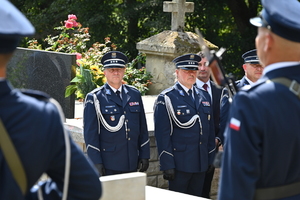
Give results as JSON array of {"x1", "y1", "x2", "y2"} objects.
[
  {"x1": 202, "y1": 166, "x2": 215, "y2": 198},
  {"x1": 169, "y1": 170, "x2": 206, "y2": 197},
  {"x1": 105, "y1": 169, "x2": 136, "y2": 176}
]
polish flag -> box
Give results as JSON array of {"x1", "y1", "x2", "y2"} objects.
[{"x1": 229, "y1": 118, "x2": 241, "y2": 131}]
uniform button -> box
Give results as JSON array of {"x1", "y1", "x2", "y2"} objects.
[
  {"x1": 126, "y1": 119, "x2": 129, "y2": 122},
  {"x1": 124, "y1": 111, "x2": 126, "y2": 114},
  {"x1": 174, "y1": 148, "x2": 176, "y2": 150},
  {"x1": 128, "y1": 138, "x2": 131, "y2": 140},
  {"x1": 103, "y1": 149, "x2": 106, "y2": 151},
  {"x1": 200, "y1": 142, "x2": 202, "y2": 144},
  {"x1": 127, "y1": 128, "x2": 130, "y2": 132}
]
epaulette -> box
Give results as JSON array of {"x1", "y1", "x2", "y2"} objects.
[
  {"x1": 88, "y1": 86, "x2": 103, "y2": 94},
  {"x1": 20, "y1": 89, "x2": 50, "y2": 101},
  {"x1": 124, "y1": 84, "x2": 139, "y2": 92},
  {"x1": 240, "y1": 81, "x2": 264, "y2": 92},
  {"x1": 160, "y1": 86, "x2": 175, "y2": 96}
]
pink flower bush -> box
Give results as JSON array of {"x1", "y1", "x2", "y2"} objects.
[
  {"x1": 75, "y1": 53, "x2": 82, "y2": 60},
  {"x1": 68, "y1": 14, "x2": 77, "y2": 20},
  {"x1": 65, "y1": 20, "x2": 73, "y2": 28},
  {"x1": 64, "y1": 14, "x2": 78, "y2": 28}
]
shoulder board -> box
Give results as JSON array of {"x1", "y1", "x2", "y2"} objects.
[
  {"x1": 240, "y1": 82, "x2": 264, "y2": 92},
  {"x1": 160, "y1": 87, "x2": 175, "y2": 95},
  {"x1": 124, "y1": 84, "x2": 139, "y2": 92},
  {"x1": 89, "y1": 86, "x2": 103, "y2": 94},
  {"x1": 20, "y1": 89, "x2": 50, "y2": 101}
]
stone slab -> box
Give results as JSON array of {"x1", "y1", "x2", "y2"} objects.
[
  {"x1": 7, "y1": 47, "x2": 76, "y2": 118},
  {"x1": 145, "y1": 186, "x2": 210, "y2": 200},
  {"x1": 100, "y1": 172, "x2": 146, "y2": 200}
]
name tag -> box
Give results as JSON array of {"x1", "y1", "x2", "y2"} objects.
[
  {"x1": 105, "y1": 105, "x2": 115, "y2": 108},
  {"x1": 177, "y1": 105, "x2": 187, "y2": 108}
]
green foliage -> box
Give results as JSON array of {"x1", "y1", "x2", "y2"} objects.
[
  {"x1": 14, "y1": 0, "x2": 262, "y2": 81},
  {"x1": 26, "y1": 14, "x2": 152, "y2": 99},
  {"x1": 124, "y1": 53, "x2": 153, "y2": 96}
]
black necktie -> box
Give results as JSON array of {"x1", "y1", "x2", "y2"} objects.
[
  {"x1": 116, "y1": 90, "x2": 122, "y2": 101},
  {"x1": 188, "y1": 89, "x2": 194, "y2": 102}
]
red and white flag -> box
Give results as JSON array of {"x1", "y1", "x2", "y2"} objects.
[{"x1": 229, "y1": 117, "x2": 241, "y2": 131}]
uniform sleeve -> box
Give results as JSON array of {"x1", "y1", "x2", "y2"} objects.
[
  {"x1": 208, "y1": 103, "x2": 216, "y2": 165},
  {"x1": 219, "y1": 89, "x2": 230, "y2": 144},
  {"x1": 83, "y1": 93, "x2": 102, "y2": 164},
  {"x1": 26, "y1": 100, "x2": 102, "y2": 200},
  {"x1": 154, "y1": 94, "x2": 175, "y2": 171},
  {"x1": 218, "y1": 92, "x2": 261, "y2": 200},
  {"x1": 203, "y1": 91, "x2": 216, "y2": 165},
  {"x1": 138, "y1": 95, "x2": 150, "y2": 159}
]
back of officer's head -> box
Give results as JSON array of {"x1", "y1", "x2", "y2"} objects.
[
  {"x1": 250, "y1": 0, "x2": 300, "y2": 44},
  {"x1": 250, "y1": 0, "x2": 300, "y2": 64},
  {"x1": 0, "y1": 0, "x2": 35, "y2": 54}
]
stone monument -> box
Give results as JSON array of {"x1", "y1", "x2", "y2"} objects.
[{"x1": 136, "y1": 0, "x2": 218, "y2": 95}]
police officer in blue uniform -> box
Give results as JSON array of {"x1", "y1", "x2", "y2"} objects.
[
  {"x1": 218, "y1": 0, "x2": 300, "y2": 199},
  {"x1": 84, "y1": 51, "x2": 150, "y2": 176},
  {"x1": 0, "y1": 1, "x2": 102, "y2": 199},
  {"x1": 154, "y1": 53, "x2": 216, "y2": 197},
  {"x1": 238, "y1": 49, "x2": 263, "y2": 87},
  {"x1": 219, "y1": 49, "x2": 262, "y2": 143}
]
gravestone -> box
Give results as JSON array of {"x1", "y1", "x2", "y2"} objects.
[
  {"x1": 7, "y1": 47, "x2": 76, "y2": 118},
  {"x1": 137, "y1": 0, "x2": 218, "y2": 95}
]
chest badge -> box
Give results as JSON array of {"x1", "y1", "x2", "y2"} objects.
[
  {"x1": 110, "y1": 115, "x2": 115, "y2": 121},
  {"x1": 177, "y1": 110, "x2": 181, "y2": 115},
  {"x1": 202, "y1": 101, "x2": 210, "y2": 106}
]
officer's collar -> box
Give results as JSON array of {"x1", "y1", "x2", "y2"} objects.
[
  {"x1": 177, "y1": 81, "x2": 193, "y2": 94},
  {"x1": 106, "y1": 83, "x2": 123, "y2": 94}
]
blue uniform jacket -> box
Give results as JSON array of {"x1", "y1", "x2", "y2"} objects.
[
  {"x1": 219, "y1": 76, "x2": 250, "y2": 143},
  {"x1": 218, "y1": 64, "x2": 300, "y2": 200},
  {"x1": 154, "y1": 82, "x2": 216, "y2": 173},
  {"x1": 0, "y1": 80, "x2": 101, "y2": 200},
  {"x1": 84, "y1": 83, "x2": 150, "y2": 171}
]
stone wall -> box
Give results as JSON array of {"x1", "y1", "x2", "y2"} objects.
[{"x1": 146, "y1": 133, "x2": 168, "y2": 189}]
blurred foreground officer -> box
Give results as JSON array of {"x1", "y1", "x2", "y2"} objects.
[
  {"x1": 84, "y1": 51, "x2": 150, "y2": 176},
  {"x1": 218, "y1": 0, "x2": 300, "y2": 199},
  {"x1": 154, "y1": 54, "x2": 216, "y2": 197},
  {"x1": 0, "y1": 1, "x2": 102, "y2": 199}
]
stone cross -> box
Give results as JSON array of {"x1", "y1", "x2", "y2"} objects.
[{"x1": 163, "y1": 0, "x2": 194, "y2": 31}]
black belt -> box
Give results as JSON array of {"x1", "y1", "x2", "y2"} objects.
[{"x1": 254, "y1": 181, "x2": 300, "y2": 200}]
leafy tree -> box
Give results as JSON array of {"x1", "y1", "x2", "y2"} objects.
[{"x1": 12, "y1": 0, "x2": 262, "y2": 79}]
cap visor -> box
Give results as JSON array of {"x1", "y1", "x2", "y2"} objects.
[{"x1": 178, "y1": 67, "x2": 198, "y2": 70}]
